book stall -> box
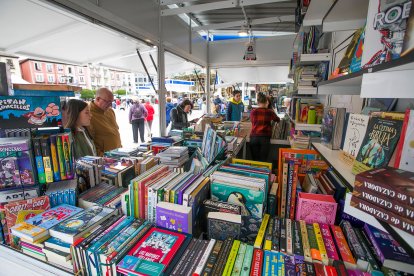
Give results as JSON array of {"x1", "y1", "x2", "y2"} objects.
[{"x1": 0, "y1": 0, "x2": 414, "y2": 275}]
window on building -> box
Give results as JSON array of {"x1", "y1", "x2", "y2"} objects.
[
  {"x1": 34, "y1": 62, "x2": 42, "y2": 71},
  {"x1": 58, "y1": 75, "x2": 65, "y2": 83},
  {"x1": 68, "y1": 67, "x2": 72, "y2": 74},
  {"x1": 47, "y1": 74, "x2": 55, "y2": 83},
  {"x1": 57, "y1": 65, "x2": 64, "y2": 72},
  {"x1": 79, "y1": 76, "x2": 85, "y2": 84},
  {"x1": 6, "y1": 59, "x2": 15, "y2": 70},
  {"x1": 46, "y1": 64, "x2": 53, "y2": 72},
  {"x1": 78, "y1": 67, "x2": 84, "y2": 74},
  {"x1": 35, "y1": 74, "x2": 44, "y2": 82}
]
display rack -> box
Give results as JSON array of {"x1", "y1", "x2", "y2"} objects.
[{"x1": 298, "y1": 53, "x2": 331, "y2": 65}]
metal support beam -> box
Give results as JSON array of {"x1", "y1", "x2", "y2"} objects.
[
  {"x1": 158, "y1": 3, "x2": 167, "y2": 136},
  {"x1": 160, "y1": 0, "x2": 198, "y2": 5},
  {"x1": 206, "y1": 32, "x2": 211, "y2": 114},
  {"x1": 192, "y1": 15, "x2": 295, "y2": 31},
  {"x1": 194, "y1": 69, "x2": 206, "y2": 94},
  {"x1": 162, "y1": 0, "x2": 289, "y2": 16},
  {"x1": 136, "y1": 49, "x2": 157, "y2": 92},
  {"x1": 149, "y1": 53, "x2": 158, "y2": 72}
]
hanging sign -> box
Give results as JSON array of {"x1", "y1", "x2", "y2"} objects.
[{"x1": 243, "y1": 39, "x2": 256, "y2": 61}]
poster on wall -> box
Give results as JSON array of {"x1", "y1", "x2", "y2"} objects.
[{"x1": 0, "y1": 96, "x2": 61, "y2": 129}]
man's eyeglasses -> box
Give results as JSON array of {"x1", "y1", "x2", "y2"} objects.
[{"x1": 98, "y1": 97, "x2": 112, "y2": 104}]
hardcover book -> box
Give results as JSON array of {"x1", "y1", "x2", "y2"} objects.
[
  {"x1": 156, "y1": 201, "x2": 192, "y2": 234},
  {"x1": 330, "y1": 225, "x2": 356, "y2": 270},
  {"x1": 25, "y1": 204, "x2": 82, "y2": 230},
  {"x1": 295, "y1": 192, "x2": 337, "y2": 225},
  {"x1": 353, "y1": 117, "x2": 403, "y2": 174},
  {"x1": 362, "y1": 0, "x2": 412, "y2": 67},
  {"x1": 342, "y1": 114, "x2": 370, "y2": 157},
  {"x1": 117, "y1": 255, "x2": 165, "y2": 276},
  {"x1": 50, "y1": 205, "x2": 117, "y2": 243},
  {"x1": 321, "y1": 107, "x2": 347, "y2": 150},
  {"x1": 207, "y1": 211, "x2": 241, "y2": 241},
  {"x1": 10, "y1": 221, "x2": 48, "y2": 242},
  {"x1": 126, "y1": 227, "x2": 186, "y2": 268}
]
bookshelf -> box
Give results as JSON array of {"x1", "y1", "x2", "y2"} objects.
[
  {"x1": 291, "y1": 120, "x2": 322, "y2": 132},
  {"x1": 298, "y1": 53, "x2": 331, "y2": 65},
  {"x1": 311, "y1": 142, "x2": 355, "y2": 190}
]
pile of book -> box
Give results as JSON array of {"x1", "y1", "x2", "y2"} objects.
[
  {"x1": 296, "y1": 65, "x2": 318, "y2": 94},
  {"x1": 202, "y1": 125, "x2": 226, "y2": 163},
  {"x1": 78, "y1": 182, "x2": 126, "y2": 209},
  {"x1": 156, "y1": 146, "x2": 189, "y2": 167},
  {"x1": 105, "y1": 147, "x2": 140, "y2": 157},
  {"x1": 289, "y1": 133, "x2": 310, "y2": 149}
]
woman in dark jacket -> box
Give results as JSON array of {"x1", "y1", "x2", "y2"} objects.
[
  {"x1": 129, "y1": 98, "x2": 148, "y2": 143},
  {"x1": 170, "y1": 99, "x2": 193, "y2": 130}
]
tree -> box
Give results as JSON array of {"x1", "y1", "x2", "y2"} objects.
[
  {"x1": 80, "y1": 89, "x2": 95, "y2": 100},
  {"x1": 114, "y1": 89, "x2": 127, "y2": 96}
]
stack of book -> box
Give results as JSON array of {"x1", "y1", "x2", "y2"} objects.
[
  {"x1": 105, "y1": 147, "x2": 140, "y2": 158},
  {"x1": 78, "y1": 182, "x2": 127, "y2": 209},
  {"x1": 297, "y1": 66, "x2": 318, "y2": 94},
  {"x1": 156, "y1": 146, "x2": 189, "y2": 168},
  {"x1": 289, "y1": 133, "x2": 310, "y2": 149}
]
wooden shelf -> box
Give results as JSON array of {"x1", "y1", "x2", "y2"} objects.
[{"x1": 312, "y1": 142, "x2": 355, "y2": 189}]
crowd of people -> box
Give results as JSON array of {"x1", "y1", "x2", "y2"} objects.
[{"x1": 62, "y1": 87, "x2": 279, "y2": 163}]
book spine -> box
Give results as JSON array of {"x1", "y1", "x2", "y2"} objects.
[
  {"x1": 277, "y1": 252, "x2": 284, "y2": 276},
  {"x1": 240, "y1": 245, "x2": 254, "y2": 276},
  {"x1": 249, "y1": 248, "x2": 263, "y2": 276},
  {"x1": 352, "y1": 188, "x2": 414, "y2": 220},
  {"x1": 262, "y1": 250, "x2": 271, "y2": 276},
  {"x1": 223, "y1": 240, "x2": 241, "y2": 276},
  {"x1": 289, "y1": 164, "x2": 299, "y2": 220},
  {"x1": 299, "y1": 220, "x2": 312, "y2": 263},
  {"x1": 293, "y1": 220, "x2": 304, "y2": 256},
  {"x1": 254, "y1": 214, "x2": 270, "y2": 249},
  {"x1": 394, "y1": 109, "x2": 410, "y2": 167},
  {"x1": 313, "y1": 223, "x2": 329, "y2": 266},
  {"x1": 353, "y1": 228, "x2": 381, "y2": 272},
  {"x1": 267, "y1": 190, "x2": 277, "y2": 217},
  {"x1": 320, "y1": 223, "x2": 339, "y2": 264},
  {"x1": 171, "y1": 238, "x2": 197, "y2": 276},
  {"x1": 286, "y1": 162, "x2": 294, "y2": 218},
  {"x1": 351, "y1": 194, "x2": 414, "y2": 234},
  {"x1": 360, "y1": 225, "x2": 383, "y2": 264},
  {"x1": 61, "y1": 134, "x2": 72, "y2": 179},
  {"x1": 40, "y1": 137, "x2": 53, "y2": 183},
  {"x1": 330, "y1": 225, "x2": 356, "y2": 270},
  {"x1": 194, "y1": 239, "x2": 216, "y2": 276},
  {"x1": 333, "y1": 260, "x2": 348, "y2": 276},
  {"x1": 264, "y1": 218, "x2": 274, "y2": 251},
  {"x1": 187, "y1": 240, "x2": 210, "y2": 276},
  {"x1": 279, "y1": 218, "x2": 287, "y2": 253},
  {"x1": 231, "y1": 242, "x2": 246, "y2": 276},
  {"x1": 340, "y1": 220, "x2": 369, "y2": 271},
  {"x1": 286, "y1": 218, "x2": 293, "y2": 255},
  {"x1": 284, "y1": 254, "x2": 296, "y2": 276},
  {"x1": 306, "y1": 224, "x2": 321, "y2": 263},
  {"x1": 271, "y1": 218, "x2": 280, "y2": 252},
  {"x1": 354, "y1": 174, "x2": 414, "y2": 207},
  {"x1": 49, "y1": 135, "x2": 61, "y2": 182},
  {"x1": 212, "y1": 237, "x2": 233, "y2": 276},
  {"x1": 56, "y1": 135, "x2": 67, "y2": 180},
  {"x1": 202, "y1": 241, "x2": 223, "y2": 276},
  {"x1": 280, "y1": 163, "x2": 288, "y2": 217},
  {"x1": 32, "y1": 138, "x2": 46, "y2": 184}
]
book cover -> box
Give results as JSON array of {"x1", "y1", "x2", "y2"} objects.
[
  {"x1": 56, "y1": 135, "x2": 67, "y2": 181},
  {"x1": 223, "y1": 239, "x2": 241, "y2": 276},
  {"x1": 25, "y1": 204, "x2": 82, "y2": 230},
  {"x1": 295, "y1": 192, "x2": 338, "y2": 225},
  {"x1": 362, "y1": 0, "x2": 412, "y2": 67},
  {"x1": 126, "y1": 227, "x2": 186, "y2": 267},
  {"x1": 44, "y1": 237, "x2": 71, "y2": 253},
  {"x1": 353, "y1": 118, "x2": 403, "y2": 174},
  {"x1": 300, "y1": 221, "x2": 312, "y2": 263},
  {"x1": 397, "y1": 109, "x2": 414, "y2": 172},
  {"x1": 306, "y1": 224, "x2": 322, "y2": 263},
  {"x1": 284, "y1": 254, "x2": 296, "y2": 276},
  {"x1": 15, "y1": 210, "x2": 44, "y2": 224},
  {"x1": 321, "y1": 107, "x2": 347, "y2": 150},
  {"x1": 232, "y1": 242, "x2": 247, "y2": 276},
  {"x1": 48, "y1": 135, "x2": 61, "y2": 182},
  {"x1": 330, "y1": 224, "x2": 356, "y2": 270},
  {"x1": 11, "y1": 221, "x2": 47, "y2": 241},
  {"x1": 40, "y1": 137, "x2": 53, "y2": 183},
  {"x1": 320, "y1": 223, "x2": 339, "y2": 265},
  {"x1": 342, "y1": 114, "x2": 370, "y2": 157},
  {"x1": 254, "y1": 213, "x2": 269, "y2": 248},
  {"x1": 156, "y1": 201, "x2": 192, "y2": 234},
  {"x1": 262, "y1": 250, "x2": 272, "y2": 276},
  {"x1": 313, "y1": 223, "x2": 329, "y2": 266},
  {"x1": 208, "y1": 211, "x2": 242, "y2": 241},
  {"x1": 292, "y1": 220, "x2": 304, "y2": 256},
  {"x1": 249, "y1": 248, "x2": 263, "y2": 276},
  {"x1": 0, "y1": 157, "x2": 20, "y2": 188},
  {"x1": 240, "y1": 244, "x2": 254, "y2": 276},
  {"x1": 50, "y1": 205, "x2": 116, "y2": 243},
  {"x1": 116, "y1": 255, "x2": 164, "y2": 276}
]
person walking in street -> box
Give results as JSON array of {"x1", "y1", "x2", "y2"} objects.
[
  {"x1": 249, "y1": 92, "x2": 280, "y2": 162},
  {"x1": 144, "y1": 99, "x2": 155, "y2": 140},
  {"x1": 87, "y1": 88, "x2": 122, "y2": 156},
  {"x1": 129, "y1": 97, "x2": 148, "y2": 144},
  {"x1": 226, "y1": 90, "x2": 244, "y2": 121}
]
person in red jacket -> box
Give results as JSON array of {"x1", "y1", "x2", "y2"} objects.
[{"x1": 144, "y1": 99, "x2": 155, "y2": 139}]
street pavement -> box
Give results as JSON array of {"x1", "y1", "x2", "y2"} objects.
[{"x1": 114, "y1": 104, "x2": 204, "y2": 148}]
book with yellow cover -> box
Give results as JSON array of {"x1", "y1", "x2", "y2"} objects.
[
  {"x1": 16, "y1": 210, "x2": 44, "y2": 224},
  {"x1": 232, "y1": 158, "x2": 272, "y2": 170},
  {"x1": 254, "y1": 214, "x2": 270, "y2": 248},
  {"x1": 313, "y1": 222, "x2": 329, "y2": 266},
  {"x1": 264, "y1": 218, "x2": 274, "y2": 250},
  {"x1": 11, "y1": 222, "x2": 48, "y2": 242},
  {"x1": 299, "y1": 220, "x2": 312, "y2": 262},
  {"x1": 222, "y1": 239, "x2": 241, "y2": 276}
]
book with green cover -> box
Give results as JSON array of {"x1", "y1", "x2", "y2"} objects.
[
  {"x1": 231, "y1": 242, "x2": 247, "y2": 276},
  {"x1": 306, "y1": 224, "x2": 321, "y2": 263},
  {"x1": 240, "y1": 244, "x2": 254, "y2": 276},
  {"x1": 210, "y1": 182, "x2": 264, "y2": 219},
  {"x1": 223, "y1": 240, "x2": 241, "y2": 276}
]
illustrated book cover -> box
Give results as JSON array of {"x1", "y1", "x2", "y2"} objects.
[
  {"x1": 295, "y1": 192, "x2": 337, "y2": 225},
  {"x1": 25, "y1": 204, "x2": 82, "y2": 230}
]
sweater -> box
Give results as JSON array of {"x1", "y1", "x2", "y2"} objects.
[
  {"x1": 144, "y1": 102, "x2": 155, "y2": 121},
  {"x1": 250, "y1": 107, "x2": 280, "y2": 137},
  {"x1": 226, "y1": 97, "x2": 244, "y2": 121},
  {"x1": 72, "y1": 128, "x2": 97, "y2": 160},
  {"x1": 129, "y1": 103, "x2": 148, "y2": 122},
  {"x1": 87, "y1": 101, "x2": 122, "y2": 156}
]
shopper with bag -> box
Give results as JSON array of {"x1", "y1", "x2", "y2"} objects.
[{"x1": 129, "y1": 97, "x2": 148, "y2": 144}]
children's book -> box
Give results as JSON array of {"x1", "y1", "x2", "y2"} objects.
[
  {"x1": 156, "y1": 201, "x2": 192, "y2": 234},
  {"x1": 117, "y1": 255, "x2": 165, "y2": 276},
  {"x1": 342, "y1": 114, "x2": 370, "y2": 158},
  {"x1": 10, "y1": 221, "x2": 48, "y2": 242},
  {"x1": 25, "y1": 204, "x2": 82, "y2": 230}
]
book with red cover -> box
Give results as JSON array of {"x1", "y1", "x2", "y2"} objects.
[
  {"x1": 249, "y1": 248, "x2": 264, "y2": 276},
  {"x1": 125, "y1": 227, "x2": 186, "y2": 269},
  {"x1": 330, "y1": 225, "x2": 356, "y2": 270},
  {"x1": 320, "y1": 223, "x2": 340, "y2": 264}
]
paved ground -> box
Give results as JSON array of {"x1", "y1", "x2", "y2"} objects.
[{"x1": 114, "y1": 104, "x2": 204, "y2": 148}]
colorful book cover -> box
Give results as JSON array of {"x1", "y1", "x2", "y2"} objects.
[
  {"x1": 40, "y1": 137, "x2": 53, "y2": 183},
  {"x1": 240, "y1": 244, "x2": 254, "y2": 276},
  {"x1": 126, "y1": 227, "x2": 186, "y2": 268},
  {"x1": 25, "y1": 204, "x2": 82, "y2": 230},
  {"x1": 362, "y1": 0, "x2": 412, "y2": 67},
  {"x1": 61, "y1": 134, "x2": 73, "y2": 179},
  {"x1": 210, "y1": 182, "x2": 264, "y2": 219},
  {"x1": 0, "y1": 137, "x2": 35, "y2": 186},
  {"x1": 250, "y1": 248, "x2": 264, "y2": 276},
  {"x1": 156, "y1": 201, "x2": 192, "y2": 234},
  {"x1": 232, "y1": 242, "x2": 247, "y2": 275},
  {"x1": 295, "y1": 192, "x2": 337, "y2": 225},
  {"x1": 44, "y1": 237, "x2": 71, "y2": 253},
  {"x1": 11, "y1": 221, "x2": 47, "y2": 239},
  {"x1": 330, "y1": 225, "x2": 356, "y2": 270},
  {"x1": 0, "y1": 96, "x2": 62, "y2": 128},
  {"x1": 49, "y1": 135, "x2": 61, "y2": 181},
  {"x1": 353, "y1": 117, "x2": 403, "y2": 174},
  {"x1": 313, "y1": 223, "x2": 329, "y2": 266},
  {"x1": 320, "y1": 223, "x2": 340, "y2": 264},
  {"x1": 56, "y1": 135, "x2": 67, "y2": 180},
  {"x1": 262, "y1": 250, "x2": 272, "y2": 276},
  {"x1": 342, "y1": 114, "x2": 370, "y2": 157},
  {"x1": 208, "y1": 212, "x2": 242, "y2": 241},
  {"x1": 16, "y1": 210, "x2": 44, "y2": 224},
  {"x1": 223, "y1": 239, "x2": 241, "y2": 276},
  {"x1": 117, "y1": 255, "x2": 164, "y2": 276}
]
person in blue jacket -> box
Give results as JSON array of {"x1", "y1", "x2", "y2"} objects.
[
  {"x1": 226, "y1": 90, "x2": 244, "y2": 121},
  {"x1": 165, "y1": 97, "x2": 175, "y2": 126}
]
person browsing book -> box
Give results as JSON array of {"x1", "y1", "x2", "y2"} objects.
[
  {"x1": 65, "y1": 99, "x2": 97, "y2": 160},
  {"x1": 129, "y1": 97, "x2": 148, "y2": 144},
  {"x1": 249, "y1": 92, "x2": 280, "y2": 162},
  {"x1": 170, "y1": 99, "x2": 195, "y2": 130}
]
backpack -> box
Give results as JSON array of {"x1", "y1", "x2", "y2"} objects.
[{"x1": 133, "y1": 105, "x2": 142, "y2": 118}]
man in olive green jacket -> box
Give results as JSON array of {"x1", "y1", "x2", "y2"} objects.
[{"x1": 87, "y1": 88, "x2": 122, "y2": 156}]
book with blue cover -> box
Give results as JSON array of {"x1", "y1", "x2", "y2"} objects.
[
  {"x1": 50, "y1": 205, "x2": 117, "y2": 243},
  {"x1": 44, "y1": 237, "x2": 71, "y2": 253},
  {"x1": 25, "y1": 204, "x2": 82, "y2": 230}
]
